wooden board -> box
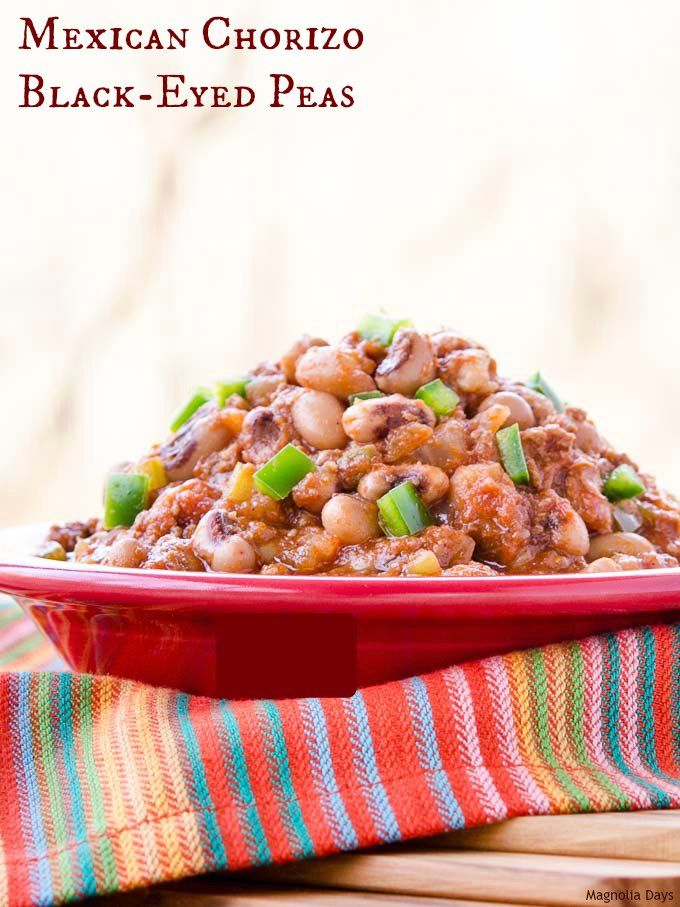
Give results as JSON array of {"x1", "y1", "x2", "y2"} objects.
[
  {"x1": 237, "y1": 849, "x2": 680, "y2": 906},
  {"x1": 95, "y1": 882, "x2": 516, "y2": 906},
  {"x1": 91, "y1": 810, "x2": 680, "y2": 906},
  {"x1": 424, "y1": 809, "x2": 680, "y2": 861}
]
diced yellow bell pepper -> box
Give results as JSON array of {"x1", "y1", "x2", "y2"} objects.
[
  {"x1": 222, "y1": 408, "x2": 246, "y2": 435},
  {"x1": 136, "y1": 456, "x2": 168, "y2": 493},
  {"x1": 406, "y1": 550, "x2": 441, "y2": 576},
  {"x1": 226, "y1": 462, "x2": 255, "y2": 503},
  {"x1": 34, "y1": 540, "x2": 67, "y2": 561}
]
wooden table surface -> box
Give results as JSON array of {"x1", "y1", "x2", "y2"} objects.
[{"x1": 93, "y1": 810, "x2": 680, "y2": 906}]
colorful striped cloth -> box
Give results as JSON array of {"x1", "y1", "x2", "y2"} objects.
[
  {"x1": 2, "y1": 595, "x2": 680, "y2": 906},
  {"x1": 0, "y1": 598, "x2": 64, "y2": 673}
]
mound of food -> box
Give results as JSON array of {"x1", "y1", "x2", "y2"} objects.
[{"x1": 41, "y1": 315, "x2": 680, "y2": 575}]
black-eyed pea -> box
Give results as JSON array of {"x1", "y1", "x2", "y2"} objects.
[
  {"x1": 106, "y1": 537, "x2": 148, "y2": 568},
  {"x1": 358, "y1": 464, "x2": 449, "y2": 504},
  {"x1": 587, "y1": 532, "x2": 654, "y2": 562},
  {"x1": 342, "y1": 394, "x2": 436, "y2": 443},
  {"x1": 280, "y1": 335, "x2": 328, "y2": 383},
  {"x1": 211, "y1": 535, "x2": 257, "y2": 573},
  {"x1": 160, "y1": 405, "x2": 234, "y2": 482},
  {"x1": 292, "y1": 462, "x2": 340, "y2": 514},
  {"x1": 292, "y1": 390, "x2": 348, "y2": 450},
  {"x1": 440, "y1": 348, "x2": 498, "y2": 394},
  {"x1": 574, "y1": 419, "x2": 605, "y2": 455},
  {"x1": 245, "y1": 374, "x2": 285, "y2": 408},
  {"x1": 552, "y1": 507, "x2": 590, "y2": 557},
  {"x1": 479, "y1": 392, "x2": 536, "y2": 430},
  {"x1": 357, "y1": 469, "x2": 392, "y2": 501},
  {"x1": 295, "y1": 345, "x2": 376, "y2": 399},
  {"x1": 321, "y1": 494, "x2": 381, "y2": 545},
  {"x1": 582, "y1": 557, "x2": 623, "y2": 573},
  {"x1": 375, "y1": 330, "x2": 436, "y2": 396},
  {"x1": 192, "y1": 510, "x2": 258, "y2": 573}
]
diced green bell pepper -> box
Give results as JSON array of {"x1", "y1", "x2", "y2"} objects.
[
  {"x1": 496, "y1": 423, "x2": 530, "y2": 485},
  {"x1": 415, "y1": 379, "x2": 459, "y2": 418},
  {"x1": 603, "y1": 465, "x2": 645, "y2": 502},
  {"x1": 104, "y1": 473, "x2": 150, "y2": 529},
  {"x1": 348, "y1": 390, "x2": 384, "y2": 405},
  {"x1": 215, "y1": 376, "x2": 250, "y2": 407},
  {"x1": 377, "y1": 481, "x2": 434, "y2": 537},
  {"x1": 357, "y1": 313, "x2": 413, "y2": 347},
  {"x1": 527, "y1": 371, "x2": 565, "y2": 414},
  {"x1": 170, "y1": 388, "x2": 213, "y2": 433},
  {"x1": 253, "y1": 444, "x2": 316, "y2": 501}
]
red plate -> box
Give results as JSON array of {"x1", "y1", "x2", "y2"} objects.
[{"x1": 2, "y1": 526, "x2": 680, "y2": 698}]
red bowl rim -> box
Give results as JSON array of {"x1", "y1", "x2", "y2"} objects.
[
  {"x1": 3, "y1": 523, "x2": 680, "y2": 606},
  {"x1": 1, "y1": 549, "x2": 678, "y2": 588}
]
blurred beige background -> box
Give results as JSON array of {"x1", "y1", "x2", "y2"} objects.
[{"x1": 2, "y1": 0, "x2": 680, "y2": 527}]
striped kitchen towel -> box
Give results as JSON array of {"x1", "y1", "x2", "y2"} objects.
[
  {"x1": 2, "y1": 594, "x2": 680, "y2": 906},
  {"x1": 0, "y1": 597, "x2": 64, "y2": 672}
]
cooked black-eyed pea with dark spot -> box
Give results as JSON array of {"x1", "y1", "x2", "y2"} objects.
[
  {"x1": 160, "y1": 404, "x2": 238, "y2": 482},
  {"x1": 239, "y1": 407, "x2": 292, "y2": 466},
  {"x1": 192, "y1": 510, "x2": 258, "y2": 573},
  {"x1": 342, "y1": 394, "x2": 436, "y2": 443},
  {"x1": 358, "y1": 464, "x2": 449, "y2": 505},
  {"x1": 375, "y1": 329, "x2": 437, "y2": 396}
]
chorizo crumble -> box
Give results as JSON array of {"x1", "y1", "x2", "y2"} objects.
[{"x1": 43, "y1": 319, "x2": 680, "y2": 576}]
